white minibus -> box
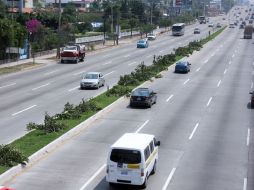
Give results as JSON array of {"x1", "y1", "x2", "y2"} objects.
[
  {"x1": 172, "y1": 23, "x2": 185, "y2": 36},
  {"x1": 106, "y1": 133, "x2": 160, "y2": 188}
]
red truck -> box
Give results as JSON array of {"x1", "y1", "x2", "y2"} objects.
[{"x1": 60, "y1": 44, "x2": 85, "y2": 63}]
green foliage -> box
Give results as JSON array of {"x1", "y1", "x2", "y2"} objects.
[
  {"x1": 0, "y1": 145, "x2": 28, "y2": 167},
  {"x1": 106, "y1": 85, "x2": 132, "y2": 97}
]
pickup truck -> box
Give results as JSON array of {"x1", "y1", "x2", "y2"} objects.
[{"x1": 60, "y1": 44, "x2": 85, "y2": 63}]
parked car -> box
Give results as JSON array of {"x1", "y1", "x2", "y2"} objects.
[
  {"x1": 80, "y1": 72, "x2": 105, "y2": 89},
  {"x1": 175, "y1": 60, "x2": 191, "y2": 73},
  {"x1": 194, "y1": 28, "x2": 201, "y2": 34},
  {"x1": 250, "y1": 91, "x2": 254, "y2": 108},
  {"x1": 147, "y1": 33, "x2": 156, "y2": 40},
  {"x1": 60, "y1": 44, "x2": 85, "y2": 63},
  {"x1": 229, "y1": 23, "x2": 235, "y2": 28},
  {"x1": 137, "y1": 39, "x2": 149, "y2": 48},
  {"x1": 216, "y1": 23, "x2": 222, "y2": 28},
  {"x1": 0, "y1": 187, "x2": 15, "y2": 190},
  {"x1": 130, "y1": 88, "x2": 157, "y2": 108}
]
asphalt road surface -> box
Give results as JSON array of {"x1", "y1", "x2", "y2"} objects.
[
  {"x1": 0, "y1": 16, "x2": 224, "y2": 144},
  {"x1": 3, "y1": 9, "x2": 254, "y2": 190}
]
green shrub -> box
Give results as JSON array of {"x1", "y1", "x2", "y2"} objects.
[
  {"x1": 0, "y1": 145, "x2": 28, "y2": 167},
  {"x1": 106, "y1": 85, "x2": 132, "y2": 97}
]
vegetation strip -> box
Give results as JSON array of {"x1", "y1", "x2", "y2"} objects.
[
  {"x1": 0, "y1": 26, "x2": 226, "y2": 175},
  {"x1": 0, "y1": 62, "x2": 43, "y2": 75}
]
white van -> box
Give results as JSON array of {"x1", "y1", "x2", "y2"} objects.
[{"x1": 106, "y1": 133, "x2": 160, "y2": 188}]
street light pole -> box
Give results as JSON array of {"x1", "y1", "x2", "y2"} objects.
[{"x1": 57, "y1": 0, "x2": 62, "y2": 59}]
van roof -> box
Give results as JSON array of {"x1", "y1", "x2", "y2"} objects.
[{"x1": 111, "y1": 133, "x2": 154, "y2": 150}]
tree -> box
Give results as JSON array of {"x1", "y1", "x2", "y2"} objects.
[
  {"x1": 0, "y1": 0, "x2": 7, "y2": 19},
  {"x1": 62, "y1": 3, "x2": 77, "y2": 23},
  {"x1": 140, "y1": 23, "x2": 156, "y2": 37},
  {"x1": 129, "y1": 18, "x2": 139, "y2": 37}
]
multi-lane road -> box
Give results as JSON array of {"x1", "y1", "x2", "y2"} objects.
[
  {"x1": 1, "y1": 8, "x2": 254, "y2": 190},
  {"x1": 0, "y1": 16, "x2": 222, "y2": 144}
]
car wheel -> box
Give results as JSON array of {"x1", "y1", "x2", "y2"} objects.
[
  {"x1": 60, "y1": 60, "x2": 64, "y2": 63},
  {"x1": 251, "y1": 101, "x2": 254, "y2": 108},
  {"x1": 151, "y1": 161, "x2": 157, "y2": 175},
  {"x1": 154, "y1": 97, "x2": 157, "y2": 104},
  {"x1": 147, "y1": 101, "x2": 152, "y2": 108}
]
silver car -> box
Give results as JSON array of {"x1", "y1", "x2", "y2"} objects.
[{"x1": 80, "y1": 72, "x2": 105, "y2": 89}]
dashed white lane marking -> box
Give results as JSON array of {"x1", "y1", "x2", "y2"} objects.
[
  {"x1": 183, "y1": 79, "x2": 190, "y2": 85},
  {"x1": 32, "y1": 83, "x2": 50, "y2": 91},
  {"x1": 217, "y1": 80, "x2": 221, "y2": 87},
  {"x1": 0, "y1": 83, "x2": 16, "y2": 89},
  {"x1": 102, "y1": 61, "x2": 112, "y2": 65},
  {"x1": 103, "y1": 54, "x2": 111, "y2": 58},
  {"x1": 189, "y1": 123, "x2": 199, "y2": 140},
  {"x1": 247, "y1": 128, "x2": 250, "y2": 146},
  {"x1": 104, "y1": 71, "x2": 115, "y2": 77},
  {"x1": 224, "y1": 69, "x2": 227, "y2": 74},
  {"x1": 196, "y1": 67, "x2": 201, "y2": 72},
  {"x1": 73, "y1": 71, "x2": 86, "y2": 76},
  {"x1": 128, "y1": 61, "x2": 137, "y2": 66},
  {"x1": 207, "y1": 97, "x2": 213, "y2": 107},
  {"x1": 204, "y1": 59, "x2": 209, "y2": 63},
  {"x1": 252, "y1": 71, "x2": 254, "y2": 76},
  {"x1": 211, "y1": 53, "x2": 215, "y2": 57},
  {"x1": 243, "y1": 178, "x2": 247, "y2": 190},
  {"x1": 229, "y1": 61, "x2": 231, "y2": 65},
  {"x1": 44, "y1": 70, "x2": 58, "y2": 76},
  {"x1": 124, "y1": 54, "x2": 130, "y2": 58},
  {"x1": 162, "y1": 168, "x2": 177, "y2": 190},
  {"x1": 232, "y1": 54, "x2": 235, "y2": 58},
  {"x1": 252, "y1": 62, "x2": 254, "y2": 66},
  {"x1": 68, "y1": 86, "x2": 79, "y2": 92},
  {"x1": 79, "y1": 164, "x2": 106, "y2": 190},
  {"x1": 251, "y1": 81, "x2": 253, "y2": 89},
  {"x1": 166, "y1": 94, "x2": 174, "y2": 102},
  {"x1": 135, "y1": 120, "x2": 149, "y2": 133},
  {"x1": 12, "y1": 105, "x2": 37, "y2": 116}
]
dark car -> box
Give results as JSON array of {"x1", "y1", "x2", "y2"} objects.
[
  {"x1": 250, "y1": 91, "x2": 254, "y2": 108},
  {"x1": 130, "y1": 88, "x2": 157, "y2": 108},
  {"x1": 239, "y1": 24, "x2": 244, "y2": 29},
  {"x1": 175, "y1": 61, "x2": 191, "y2": 73}
]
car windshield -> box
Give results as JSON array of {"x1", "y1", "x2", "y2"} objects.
[
  {"x1": 132, "y1": 89, "x2": 150, "y2": 96},
  {"x1": 64, "y1": 46, "x2": 77, "y2": 51},
  {"x1": 172, "y1": 26, "x2": 182, "y2": 31},
  {"x1": 110, "y1": 149, "x2": 141, "y2": 164},
  {"x1": 84, "y1": 73, "x2": 98, "y2": 79},
  {"x1": 138, "y1": 40, "x2": 145, "y2": 43}
]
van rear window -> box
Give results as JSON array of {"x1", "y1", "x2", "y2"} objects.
[{"x1": 110, "y1": 149, "x2": 141, "y2": 164}]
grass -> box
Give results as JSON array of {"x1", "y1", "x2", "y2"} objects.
[
  {"x1": 0, "y1": 62, "x2": 43, "y2": 75},
  {"x1": 0, "y1": 26, "x2": 226, "y2": 175}
]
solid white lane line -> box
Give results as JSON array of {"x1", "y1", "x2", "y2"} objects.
[
  {"x1": 104, "y1": 71, "x2": 115, "y2": 77},
  {"x1": 196, "y1": 67, "x2": 201, "y2": 72},
  {"x1": 183, "y1": 79, "x2": 190, "y2": 85},
  {"x1": 189, "y1": 123, "x2": 199, "y2": 140},
  {"x1": 207, "y1": 97, "x2": 213, "y2": 107},
  {"x1": 68, "y1": 86, "x2": 80, "y2": 92},
  {"x1": 166, "y1": 94, "x2": 174, "y2": 102},
  {"x1": 102, "y1": 61, "x2": 112, "y2": 65},
  {"x1": 12, "y1": 105, "x2": 37, "y2": 116},
  {"x1": 232, "y1": 54, "x2": 235, "y2": 58},
  {"x1": 229, "y1": 61, "x2": 231, "y2": 65},
  {"x1": 162, "y1": 168, "x2": 176, "y2": 190},
  {"x1": 217, "y1": 80, "x2": 222, "y2": 87},
  {"x1": 247, "y1": 128, "x2": 250, "y2": 146},
  {"x1": 135, "y1": 120, "x2": 149, "y2": 133},
  {"x1": 0, "y1": 83, "x2": 16, "y2": 89},
  {"x1": 204, "y1": 59, "x2": 209, "y2": 63},
  {"x1": 44, "y1": 70, "x2": 58, "y2": 76},
  {"x1": 243, "y1": 178, "x2": 247, "y2": 190},
  {"x1": 251, "y1": 81, "x2": 253, "y2": 89},
  {"x1": 128, "y1": 61, "x2": 137, "y2": 66},
  {"x1": 79, "y1": 164, "x2": 106, "y2": 190},
  {"x1": 224, "y1": 69, "x2": 227, "y2": 74},
  {"x1": 32, "y1": 83, "x2": 50, "y2": 91},
  {"x1": 73, "y1": 71, "x2": 86, "y2": 76},
  {"x1": 124, "y1": 54, "x2": 130, "y2": 58}
]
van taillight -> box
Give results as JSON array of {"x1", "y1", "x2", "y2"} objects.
[{"x1": 141, "y1": 168, "x2": 144, "y2": 176}]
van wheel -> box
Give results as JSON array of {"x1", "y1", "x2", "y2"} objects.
[
  {"x1": 141, "y1": 175, "x2": 147, "y2": 189},
  {"x1": 151, "y1": 161, "x2": 156, "y2": 174}
]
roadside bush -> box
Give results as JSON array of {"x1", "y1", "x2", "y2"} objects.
[
  {"x1": 118, "y1": 74, "x2": 139, "y2": 86},
  {"x1": 106, "y1": 85, "x2": 132, "y2": 97},
  {"x1": 78, "y1": 99, "x2": 101, "y2": 112},
  {"x1": 56, "y1": 102, "x2": 82, "y2": 120},
  {"x1": 189, "y1": 41, "x2": 202, "y2": 51},
  {"x1": 0, "y1": 145, "x2": 28, "y2": 167}
]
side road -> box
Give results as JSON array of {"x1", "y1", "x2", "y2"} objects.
[{"x1": 0, "y1": 28, "x2": 170, "y2": 69}]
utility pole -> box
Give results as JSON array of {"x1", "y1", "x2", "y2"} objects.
[
  {"x1": 111, "y1": 5, "x2": 113, "y2": 33},
  {"x1": 56, "y1": 0, "x2": 62, "y2": 59}
]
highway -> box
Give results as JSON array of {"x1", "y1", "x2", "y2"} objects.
[
  {"x1": 3, "y1": 11, "x2": 254, "y2": 190},
  {"x1": 0, "y1": 16, "x2": 223, "y2": 144}
]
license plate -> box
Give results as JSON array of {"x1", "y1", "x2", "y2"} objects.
[{"x1": 121, "y1": 170, "x2": 128, "y2": 175}]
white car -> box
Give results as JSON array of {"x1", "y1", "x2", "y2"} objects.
[
  {"x1": 147, "y1": 33, "x2": 156, "y2": 40},
  {"x1": 208, "y1": 22, "x2": 214, "y2": 27},
  {"x1": 80, "y1": 72, "x2": 105, "y2": 89}
]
